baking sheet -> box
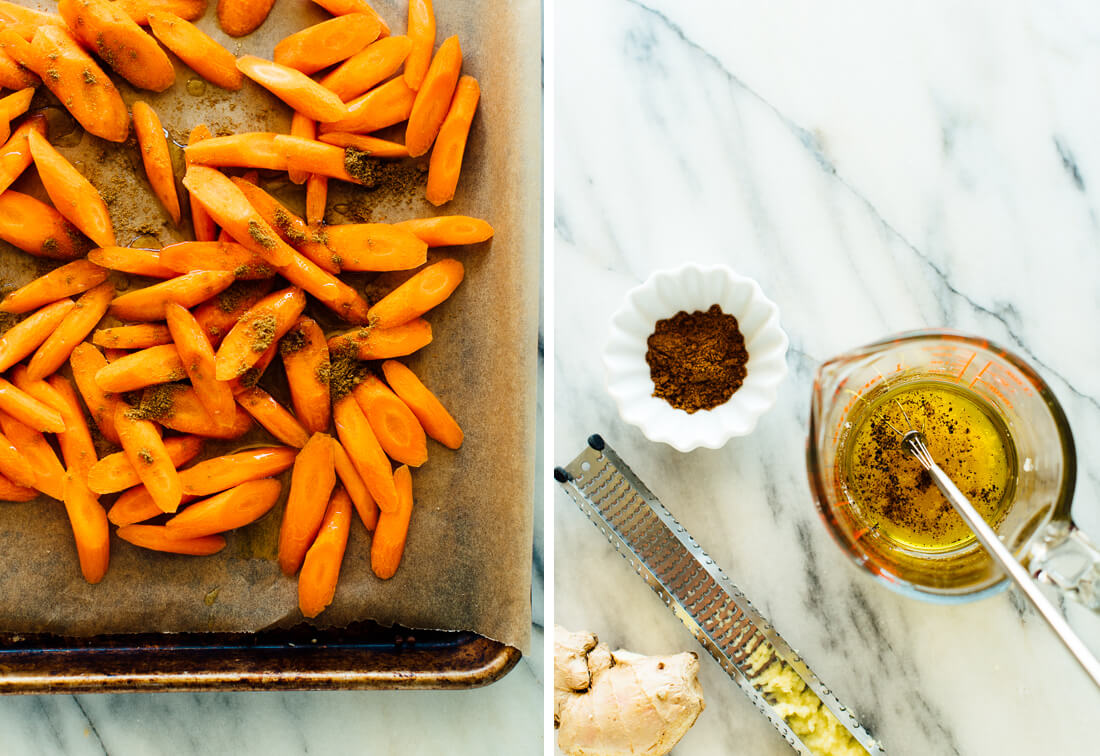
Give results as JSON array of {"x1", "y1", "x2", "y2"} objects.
[{"x1": 0, "y1": 0, "x2": 539, "y2": 653}]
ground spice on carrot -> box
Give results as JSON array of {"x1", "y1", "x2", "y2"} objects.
[
  {"x1": 272, "y1": 208, "x2": 306, "y2": 242},
  {"x1": 645, "y1": 304, "x2": 749, "y2": 414},
  {"x1": 315, "y1": 359, "x2": 331, "y2": 386},
  {"x1": 237, "y1": 366, "x2": 263, "y2": 389},
  {"x1": 138, "y1": 447, "x2": 154, "y2": 464},
  {"x1": 127, "y1": 382, "x2": 184, "y2": 420},
  {"x1": 343, "y1": 147, "x2": 381, "y2": 186},
  {"x1": 328, "y1": 343, "x2": 364, "y2": 399},
  {"x1": 279, "y1": 327, "x2": 307, "y2": 355},
  {"x1": 247, "y1": 219, "x2": 277, "y2": 248},
  {"x1": 249, "y1": 313, "x2": 278, "y2": 353}
]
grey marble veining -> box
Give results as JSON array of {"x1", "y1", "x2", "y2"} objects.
[{"x1": 555, "y1": 1, "x2": 1100, "y2": 754}]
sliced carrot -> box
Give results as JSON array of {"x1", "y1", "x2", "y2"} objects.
[
  {"x1": 320, "y1": 35, "x2": 410, "y2": 102},
  {"x1": 179, "y1": 446, "x2": 296, "y2": 496},
  {"x1": 0, "y1": 87, "x2": 34, "y2": 143},
  {"x1": 27, "y1": 131, "x2": 116, "y2": 248},
  {"x1": 0, "y1": 113, "x2": 45, "y2": 194},
  {"x1": 214, "y1": 287, "x2": 305, "y2": 381},
  {"x1": 69, "y1": 342, "x2": 120, "y2": 445},
  {"x1": 236, "y1": 56, "x2": 348, "y2": 122},
  {"x1": 287, "y1": 112, "x2": 316, "y2": 184},
  {"x1": 184, "y1": 132, "x2": 289, "y2": 171},
  {"x1": 109, "y1": 270, "x2": 235, "y2": 321},
  {"x1": 279, "y1": 250, "x2": 370, "y2": 324},
  {"x1": 186, "y1": 125, "x2": 219, "y2": 242},
  {"x1": 277, "y1": 432, "x2": 335, "y2": 575},
  {"x1": 57, "y1": 0, "x2": 174, "y2": 92},
  {"x1": 192, "y1": 279, "x2": 275, "y2": 347},
  {"x1": 108, "y1": 485, "x2": 196, "y2": 526},
  {"x1": 333, "y1": 440, "x2": 376, "y2": 530},
  {"x1": 102, "y1": 348, "x2": 129, "y2": 362},
  {"x1": 113, "y1": 0, "x2": 207, "y2": 25},
  {"x1": 227, "y1": 339, "x2": 277, "y2": 394},
  {"x1": 318, "y1": 76, "x2": 415, "y2": 135},
  {"x1": 0, "y1": 1, "x2": 67, "y2": 30},
  {"x1": 216, "y1": 0, "x2": 274, "y2": 36},
  {"x1": 165, "y1": 303, "x2": 236, "y2": 429},
  {"x1": 317, "y1": 131, "x2": 408, "y2": 158},
  {"x1": 46, "y1": 374, "x2": 100, "y2": 477},
  {"x1": 0, "y1": 410, "x2": 65, "y2": 500},
  {"x1": 324, "y1": 223, "x2": 427, "y2": 271},
  {"x1": 274, "y1": 13, "x2": 379, "y2": 75},
  {"x1": 426, "y1": 76, "x2": 479, "y2": 206},
  {"x1": 380, "y1": 362, "x2": 461, "y2": 449},
  {"x1": 309, "y1": 0, "x2": 389, "y2": 34},
  {"x1": 0, "y1": 300, "x2": 75, "y2": 373},
  {"x1": 87, "y1": 433, "x2": 201, "y2": 494},
  {"x1": 113, "y1": 410, "x2": 182, "y2": 512},
  {"x1": 0, "y1": 472, "x2": 38, "y2": 501},
  {"x1": 132, "y1": 101, "x2": 181, "y2": 224},
  {"x1": 332, "y1": 394, "x2": 397, "y2": 513},
  {"x1": 147, "y1": 11, "x2": 243, "y2": 91},
  {"x1": 27, "y1": 281, "x2": 115, "y2": 381},
  {"x1": 93, "y1": 324, "x2": 172, "y2": 350},
  {"x1": 94, "y1": 344, "x2": 185, "y2": 393},
  {"x1": 87, "y1": 246, "x2": 176, "y2": 278},
  {"x1": 117, "y1": 524, "x2": 225, "y2": 555},
  {"x1": 273, "y1": 134, "x2": 365, "y2": 186},
  {"x1": 403, "y1": 0, "x2": 434, "y2": 90},
  {"x1": 393, "y1": 216, "x2": 493, "y2": 247},
  {"x1": 230, "y1": 176, "x2": 338, "y2": 274},
  {"x1": 0, "y1": 260, "x2": 109, "y2": 315},
  {"x1": 329, "y1": 319, "x2": 432, "y2": 360},
  {"x1": 306, "y1": 174, "x2": 327, "y2": 226},
  {"x1": 235, "y1": 387, "x2": 310, "y2": 448},
  {"x1": 0, "y1": 47, "x2": 38, "y2": 91},
  {"x1": 0, "y1": 191, "x2": 87, "y2": 262},
  {"x1": 0, "y1": 378, "x2": 65, "y2": 433},
  {"x1": 281, "y1": 317, "x2": 330, "y2": 434},
  {"x1": 405, "y1": 36, "x2": 461, "y2": 157},
  {"x1": 157, "y1": 240, "x2": 274, "y2": 279},
  {"x1": 166, "y1": 478, "x2": 282, "y2": 540},
  {"x1": 298, "y1": 486, "x2": 351, "y2": 617},
  {"x1": 368, "y1": 259, "x2": 464, "y2": 328},
  {"x1": 0, "y1": 427, "x2": 34, "y2": 487},
  {"x1": 352, "y1": 373, "x2": 426, "y2": 466},
  {"x1": 371, "y1": 463, "x2": 412, "y2": 579},
  {"x1": 138, "y1": 384, "x2": 253, "y2": 438},
  {"x1": 62, "y1": 473, "x2": 110, "y2": 583}
]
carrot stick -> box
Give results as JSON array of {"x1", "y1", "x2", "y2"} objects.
[
  {"x1": 229, "y1": 176, "x2": 338, "y2": 274},
  {"x1": 137, "y1": 384, "x2": 253, "y2": 438},
  {"x1": 132, "y1": 101, "x2": 181, "y2": 224},
  {"x1": 113, "y1": 0, "x2": 207, "y2": 25},
  {"x1": 108, "y1": 485, "x2": 196, "y2": 526},
  {"x1": 317, "y1": 131, "x2": 408, "y2": 158},
  {"x1": 184, "y1": 133, "x2": 289, "y2": 171},
  {"x1": 0, "y1": 260, "x2": 109, "y2": 315},
  {"x1": 235, "y1": 386, "x2": 310, "y2": 448},
  {"x1": 62, "y1": 472, "x2": 110, "y2": 583},
  {"x1": 192, "y1": 279, "x2": 275, "y2": 347},
  {"x1": 157, "y1": 241, "x2": 274, "y2": 279},
  {"x1": 332, "y1": 394, "x2": 397, "y2": 513},
  {"x1": 273, "y1": 135, "x2": 366, "y2": 186},
  {"x1": 0, "y1": 1, "x2": 67, "y2": 30},
  {"x1": 93, "y1": 324, "x2": 171, "y2": 350},
  {"x1": 281, "y1": 317, "x2": 330, "y2": 434},
  {"x1": 87, "y1": 246, "x2": 176, "y2": 278},
  {"x1": 114, "y1": 409, "x2": 182, "y2": 512},
  {"x1": 328, "y1": 319, "x2": 432, "y2": 360},
  {"x1": 165, "y1": 302, "x2": 236, "y2": 429},
  {"x1": 0, "y1": 113, "x2": 45, "y2": 194},
  {"x1": 117, "y1": 524, "x2": 225, "y2": 555},
  {"x1": 287, "y1": 112, "x2": 316, "y2": 184},
  {"x1": 166, "y1": 477, "x2": 282, "y2": 540},
  {"x1": 306, "y1": 174, "x2": 327, "y2": 226},
  {"x1": 380, "y1": 361, "x2": 462, "y2": 450},
  {"x1": 0, "y1": 87, "x2": 34, "y2": 143},
  {"x1": 186, "y1": 124, "x2": 218, "y2": 242},
  {"x1": 298, "y1": 486, "x2": 351, "y2": 617},
  {"x1": 393, "y1": 216, "x2": 493, "y2": 248},
  {"x1": 27, "y1": 281, "x2": 115, "y2": 381},
  {"x1": 216, "y1": 0, "x2": 275, "y2": 37},
  {"x1": 214, "y1": 286, "x2": 305, "y2": 381},
  {"x1": 320, "y1": 35, "x2": 410, "y2": 102},
  {"x1": 352, "y1": 374, "x2": 426, "y2": 467},
  {"x1": 57, "y1": 0, "x2": 175, "y2": 92},
  {"x1": 147, "y1": 11, "x2": 243, "y2": 91},
  {"x1": 236, "y1": 56, "x2": 349, "y2": 122},
  {"x1": 317, "y1": 76, "x2": 415, "y2": 135},
  {"x1": 404, "y1": 0, "x2": 434, "y2": 90},
  {"x1": 69, "y1": 342, "x2": 120, "y2": 445},
  {"x1": 0, "y1": 191, "x2": 88, "y2": 262},
  {"x1": 102, "y1": 349, "x2": 129, "y2": 362},
  {"x1": 278, "y1": 250, "x2": 370, "y2": 324},
  {"x1": 227, "y1": 340, "x2": 277, "y2": 394},
  {"x1": 309, "y1": 0, "x2": 389, "y2": 34},
  {"x1": 28, "y1": 130, "x2": 116, "y2": 247},
  {"x1": 0, "y1": 378, "x2": 65, "y2": 433},
  {"x1": 277, "y1": 431, "x2": 335, "y2": 575},
  {"x1": 46, "y1": 374, "x2": 100, "y2": 477},
  {"x1": 323, "y1": 223, "x2": 427, "y2": 271},
  {"x1": 0, "y1": 300, "x2": 76, "y2": 373},
  {"x1": 405, "y1": 36, "x2": 461, "y2": 158},
  {"x1": 0, "y1": 50, "x2": 38, "y2": 97},
  {"x1": 371, "y1": 463, "x2": 412, "y2": 579},
  {"x1": 274, "y1": 13, "x2": 379, "y2": 75},
  {"x1": 426, "y1": 76, "x2": 479, "y2": 206},
  {"x1": 87, "y1": 433, "x2": 201, "y2": 494},
  {"x1": 179, "y1": 445, "x2": 296, "y2": 496},
  {"x1": 0, "y1": 472, "x2": 38, "y2": 501},
  {"x1": 333, "y1": 440, "x2": 376, "y2": 530},
  {"x1": 94, "y1": 344, "x2": 185, "y2": 393},
  {"x1": 0, "y1": 410, "x2": 65, "y2": 499},
  {"x1": 109, "y1": 270, "x2": 235, "y2": 321},
  {"x1": 0, "y1": 427, "x2": 34, "y2": 487},
  {"x1": 367, "y1": 259, "x2": 464, "y2": 328}
]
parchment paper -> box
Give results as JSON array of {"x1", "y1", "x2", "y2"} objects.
[{"x1": 0, "y1": 0, "x2": 539, "y2": 653}]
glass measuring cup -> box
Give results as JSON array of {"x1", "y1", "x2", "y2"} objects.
[{"x1": 807, "y1": 330, "x2": 1100, "y2": 606}]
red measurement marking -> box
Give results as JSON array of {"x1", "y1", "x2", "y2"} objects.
[
  {"x1": 969, "y1": 360, "x2": 991, "y2": 388},
  {"x1": 956, "y1": 352, "x2": 976, "y2": 380}
]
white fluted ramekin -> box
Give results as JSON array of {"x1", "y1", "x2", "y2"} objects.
[{"x1": 604, "y1": 264, "x2": 788, "y2": 452}]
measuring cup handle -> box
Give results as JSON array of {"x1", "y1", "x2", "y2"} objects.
[{"x1": 1030, "y1": 521, "x2": 1100, "y2": 611}]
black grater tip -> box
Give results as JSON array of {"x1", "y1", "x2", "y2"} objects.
[
  {"x1": 587, "y1": 434, "x2": 605, "y2": 451},
  {"x1": 553, "y1": 466, "x2": 571, "y2": 483}
]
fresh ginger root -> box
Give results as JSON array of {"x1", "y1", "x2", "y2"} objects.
[{"x1": 554, "y1": 626, "x2": 705, "y2": 756}]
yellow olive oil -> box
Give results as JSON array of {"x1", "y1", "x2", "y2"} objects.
[{"x1": 840, "y1": 381, "x2": 1016, "y2": 553}]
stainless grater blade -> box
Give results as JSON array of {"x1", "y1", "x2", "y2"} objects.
[{"x1": 555, "y1": 435, "x2": 885, "y2": 756}]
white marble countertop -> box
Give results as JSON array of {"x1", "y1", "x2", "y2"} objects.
[{"x1": 554, "y1": 1, "x2": 1100, "y2": 754}]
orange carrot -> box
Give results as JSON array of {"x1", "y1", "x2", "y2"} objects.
[
  {"x1": 393, "y1": 216, "x2": 493, "y2": 248},
  {"x1": 329, "y1": 319, "x2": 432, "y2": 360},
  {"x1": 281, "y1": 317, "x2": 330, "y2": 434},
  {"x1": 0, "y1": 87, "x2": 34, "y2": 143},
  {"x1": 109, "y1": 485, "x2": 196, "y2": 526},
  {"x1": 87, "y1": 246, "x2": 176, "y2": 278},
  {"x1": 139, "y1": 384, "x2": 254, "y2": 438},
  {"x1": 132, "y1": 101, "x2": 181, "y2": 224},
  {"x1": 352, "y1": 374, "x2": 426, "y2": 467},
  {"x1": 113, "y1": 0, "x2": 207, "y2": 25},
  {"x1": 62, "y1": 473, "x2": 110, "y2": 583},
  {"x1": 46, "y1": 374, "x2": 100, "y2": 477},
  {"x1": 93, "y1": 324, "x2": 172, "y2": 350},
  {"x1": 383, "y1": 361, "x2": 464, "y2": 451},
  {"x1": 404, "y1": 0, "x2": 434, "y2": 90},
  {"x1": 273, "y1": 134, "x2": 366, "y2": 185},
  {"x1": 184, "y1": 132, "x2": 289, "y2": 171},
  {"x1": 186, "y1": 124, "x2": 218, "y2": 241},
  {"x1": 165, "y1": 302, "x2": 236, "y2": 429},
  {"x1": 216, "y1": 0, "x2": 274, "y2": 37},
  {"x1": 277, "y1": 432, "x2": 337, "y2": 575},
  {"x1": 306, "y1": 174, "x2": 327, "y2": 226},
  {"x1": 332, "y1": 394, "x2": 397, "y2": 513},
  {"x1": 193, "y1": 279, "x2": 275, "y2": 347},
  {"x1": 103, "y1": 349, "x2": 129, "y2": 362},
  {"x1": 368, "y1": 259, "x2": 464, "y2": 328},
  {"x1": 0, "y1": 472, "x2": 38, "y2": 501},
  {"x1": 0, "y1": 427, "x2": 34, "y2": 487},
  {"x1": 166, "y1": 477, "x2": 282, "y2": 539},
  {"x1": 227, "y1": 340, "x2": 277, "y2": 394},
  {"x1": 320, "y1": 35, "x2": 410, "y2": 102},
  {"x1": 0, "y1": 410, "x2": 65, "y2": 499},
  {"x1": 0, "y1": 113, "x2": 45, "y2": 194},
  {"x1": 179, "y1": 445, "x2": 296, "y2": 496},
  {"x1": 0, "y1": 47, "x2": 38, "y2": 91},
  {"x1": 157, "y1": 240, "x2": 275, "y2": 278},
  {"x1": 317, "y1": 131, "x2": 408, "y2": 158},
  {"x1": 333, "y1": 440, "x2": 376, "y2": 530},
  {"x1": 318, "y1": 76, "x2": 415, "y2": 135},
  {"x1": 0, "y1": 192, "x2": 90, "y2": 261},
  {"x1": 69, "y1": 342, "x2": 121, "y2": 445},
  {"x1": 27, "y1": 281, "x2": 114, "y2": 381},
  {"x1": 1, "y1": 261, "x2": 108, "y2": 315},
  {"x1": 28, "y1": 131, "x2": 116, "y2": 247},
  {"x1": 114, "y1": 410, "x2": 182, "y2": 512},
  {"x1": 0, "y1": 1, "x2": 67, "y2": 30},
  {"x1": 371, "y1": 463, "x2": 412, "y2": 579},
  {"x1": 109, "y1": 270, "x2": 235, "y2": 321},
  {"x1": 298, "y1": 486, "x2": 351, "y2": 617},
  {"x1": 0, "y1": 378, "x2": 65, "y2": 433},
  {"x1": 0, "y1": 300, "x2": 76, "y2": 373},
  {"x1": 323, "y1": 223, "x2": 427, "y2": 271},
  {"x1": 117, "y1": 524, "x2": 225, "y2": 555},
  {"x1": 274, "y1": 13, "x2": 379, "y2": 75},
  {"x1": 147, "y1": 11, "x2": 243, "y2": 91},
  {"x1": 405, "y1": 36, "x2": 461, "y2": 157},
  {"x1": 287, "y1": 112, "x2": 316, "y2": 184},
  {"x1": 57, "y1": 0, "x2": 175, "y2": 92},
  {"x1": 229, "y1": 176, "x2": 338, "y2": 274},
  {"x1": 87, "y1": 433, "x2": 201, "y2": 494},
  {"x1": 279, "y1": 250, "x2": 371, "y2": 324},
  {"x1": 215, "y1": 286, "x2": 306, "y2": 381},
  {"x1": 235, "y1": 386, "x2": 310, "y2": 448},
  {"x1": 236, "y1": 56, "x2": 349, "y2": 122},
  {"x1": 94, "y1": 344, "x2": 185, "y2": 393},
  {"x1": 426, "y1": 76, "x2": 479, "y2": 206},
  {"x1": 309, "y1": 0, "x2": 389, "y2": 35}
]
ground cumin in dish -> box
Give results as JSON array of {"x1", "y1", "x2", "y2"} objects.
[{"x1": 645, "y1": 304, "x2": 748, "y2": 413}]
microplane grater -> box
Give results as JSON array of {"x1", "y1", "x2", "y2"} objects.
[{"x1": 555, "y1": 435, "x2": 885, "y2": 756}]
